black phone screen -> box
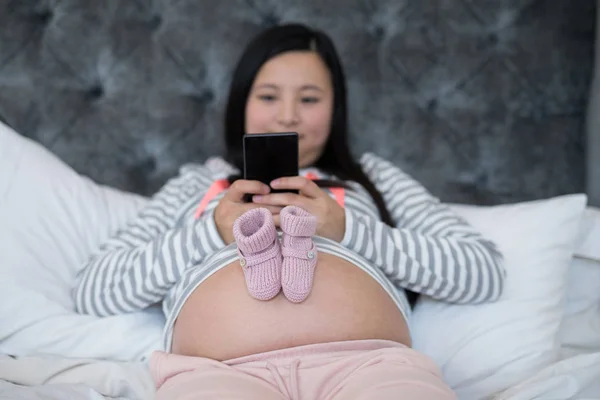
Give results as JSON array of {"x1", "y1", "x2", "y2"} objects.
[{"x1": 243, "y1": 132, "x2": 299, "y2": 194}]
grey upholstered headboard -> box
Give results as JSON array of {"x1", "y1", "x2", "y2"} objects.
[{"x1": 0, "y1": 1, "x2": 595, "y2": 205}]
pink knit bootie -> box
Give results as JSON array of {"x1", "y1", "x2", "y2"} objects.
[
  {"x1": 233, "y1": 208, "x2": 282, "y2": 300},
  {"x1": 279, "y1": 206, "x2": 318, "y2": 303}
]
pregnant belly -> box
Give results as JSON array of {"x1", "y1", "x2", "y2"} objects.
[{"x1": 171, "y1": 252, "x2": 411, "y2": 361}]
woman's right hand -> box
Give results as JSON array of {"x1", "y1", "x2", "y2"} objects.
[{"x1": 214, "y1": 180, "x2": 281, "y2": 244}]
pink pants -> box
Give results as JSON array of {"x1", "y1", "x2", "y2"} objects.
[{"x1": 150, "y1": 340, "x2": 456, "y2": 399}]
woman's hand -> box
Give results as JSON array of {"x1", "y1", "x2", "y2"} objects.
[
  {"x1": 214, "y1": 180, "x2": 282, "y2": 244},
  {"x1": 252, "y1": 177, "x2": 346, "y2": 242}
]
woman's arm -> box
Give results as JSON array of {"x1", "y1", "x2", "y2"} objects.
[
  {"x1": 74, "y1": 165, "x2": 226, "y2": 317},
  {"x1": 341, "y1": 153, "x2": 506, "y2": 303}
]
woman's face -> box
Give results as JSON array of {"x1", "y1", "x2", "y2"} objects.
[{"x1": 245, "y1": 51, "x2": 334, "y2": 168}]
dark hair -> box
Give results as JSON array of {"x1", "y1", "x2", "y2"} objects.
[{"x1": 223, "y1": 23, "x2": 418, "y2": 308}]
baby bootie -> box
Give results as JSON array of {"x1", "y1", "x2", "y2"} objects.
[
  {"x1": 280, "y1": 206, "x2": 318, "y2": 303},
  {"x1": 233, "y1": 208, "x2": 282, "y2": 300}
]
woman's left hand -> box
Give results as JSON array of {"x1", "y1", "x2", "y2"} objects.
[{"x1": 252, "y1": 176, "x2": 346, "y2": 242}]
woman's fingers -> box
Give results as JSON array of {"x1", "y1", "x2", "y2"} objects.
[
  {"x1": 252, "y1": 192, "x2": 309, "y2": 208},
  {"x1": 243, "y1": 203, "x2": 283, "y2": 215},
  {"x1": 270, "y1": 176, "x2": 323, "y2": 199},
  {"x1": 226, "y1": 180, "x2": 270, "y2": 202}
]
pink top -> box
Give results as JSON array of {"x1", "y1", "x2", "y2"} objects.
[{"x1": 193, "y1": 172, "x2": 345, "y2": 220}]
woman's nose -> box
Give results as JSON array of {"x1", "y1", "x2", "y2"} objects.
[{"x1": 277, "y1": 99, "x2": 300, "y2": 127}]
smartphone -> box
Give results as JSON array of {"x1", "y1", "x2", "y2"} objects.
[{"x1": 243, "y1": 132, "x2": 299, "y2": 201}]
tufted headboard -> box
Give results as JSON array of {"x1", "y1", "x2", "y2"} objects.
[{"x1": 0, "y1": 1, "x2": 596, "y2": 205}]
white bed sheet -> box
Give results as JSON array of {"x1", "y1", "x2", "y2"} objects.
[
  {"x1": 0, "y1": 354, "x2": 153, "y2": 400},
  {"x1": 495, "y1": 351, "x2": 600, "y2": 400},
  {"x1": 492, "y1": 254, "x2": 600, "y2": 399},
  {"x1": 1, "y1": 255, "x2": 599, "y2": 400},
  {"x1": 0, "y1": 380, "x2": 110, "y2": 400},
  {"x1": 493, "y1": 254, "x2": 600, "y2": 400},
  {"x1": 2, "y1": 352, "x2": 599, "y2": 400}
]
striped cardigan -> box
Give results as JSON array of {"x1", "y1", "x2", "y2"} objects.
[{"x1": 74, "y1": 153, "x2": 505, "y2": 317}]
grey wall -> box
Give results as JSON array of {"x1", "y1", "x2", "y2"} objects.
[
  {"x1": 0, "y1": 0, "x2": 595, "y2": 205},
  {"x1": 587, "y1": 0, "x2": 600, "y2": 207}
]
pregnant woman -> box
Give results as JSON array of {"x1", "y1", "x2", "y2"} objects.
[{"x1": 74, "y1": 23, "x2": 505, "y2": 399}]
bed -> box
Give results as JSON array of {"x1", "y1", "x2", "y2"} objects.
[{"x1": 1, "y1": 1, "x2": 599, "y2": 399}]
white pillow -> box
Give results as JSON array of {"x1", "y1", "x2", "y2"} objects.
[
  {"x1": 0, "y1": 122, "x2": 163, "y2": 361},
  {"x1": 558, "y1": 207, "x2": 600, "y2": 359},
  {"x1": 564, "y1": 207, "x2": 600, "y2": 317},
  {"x1": 574, "y1": 207, "x2": 600, "y2": 262},
  {"x1": 559, "y1": 256, "x2": 600, "y2": 358},
  {"x1": 411, "y1": 194, "x2": 587, "y2": 399}
]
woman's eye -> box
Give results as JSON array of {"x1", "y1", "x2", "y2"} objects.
[
  {"x1": 301, "y1": 97, "x2": 320, "y2": 104},
  {"x1": 258, "y1": 94, "x2": 276, "y2": 102}
]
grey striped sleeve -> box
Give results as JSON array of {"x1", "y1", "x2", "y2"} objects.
[
  {"x1": 74, "y1": 165, "x2": 226, "y2": 317},
  {"x1": 340, "y1": 152, "x2": 506, "y2": 304}
]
